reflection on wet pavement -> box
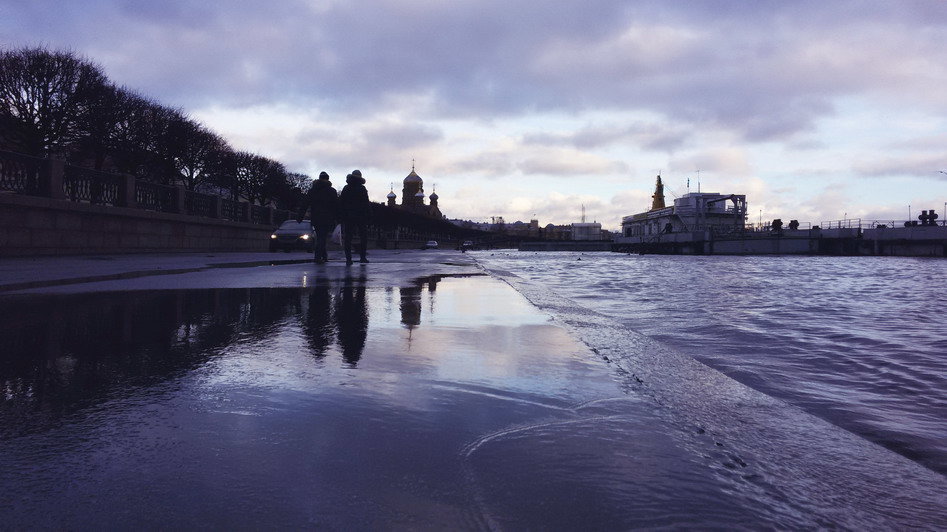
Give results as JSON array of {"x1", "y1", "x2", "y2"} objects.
[{"x1": 2, "y1": 275, "x2": 778, "y2": 528}]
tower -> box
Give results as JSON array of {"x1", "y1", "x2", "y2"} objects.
[
  {"x1": 650, "y1": 174, "x2": 666, "y2": 211},
  {"x1": 401, "y1": 162, "x2": 424, "y2": 211},
  {"x1": 387, "y1": 183, "x2": 396, "y2": 207}
]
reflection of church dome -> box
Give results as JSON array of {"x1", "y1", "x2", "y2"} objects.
[{"x1": 404, "y1": 170, "x2": 423, "y2": 184}]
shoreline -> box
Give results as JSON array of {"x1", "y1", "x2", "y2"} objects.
[
  {"x1": 1, "y1": 250, "x2": 945, "y2": 527},
  {"x1": 480, "y1": 259, "x2": 947, "y2": 528}
]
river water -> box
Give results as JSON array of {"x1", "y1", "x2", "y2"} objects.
[{"x1": 472, "y1": 251, "x2": 947, "y2": 475}]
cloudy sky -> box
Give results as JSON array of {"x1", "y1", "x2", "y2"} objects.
[{"x1": 3, "y1": 0, "x2": 946, "y2": 228}]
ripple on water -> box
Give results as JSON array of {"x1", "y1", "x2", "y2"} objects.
[{"x1": 474, "y1": 252, "x2": 947, "y2": 475}]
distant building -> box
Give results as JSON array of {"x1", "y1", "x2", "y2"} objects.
[
  {"x1": 571, "y1": 222, "x2": 602, "y2": 240},
  {"x1": 543, "y1": 223, "x2": 572, "y2": 240},
  {"x1": 619, "y1": 174, "x2": 747, "y2": 238},
  {"x1": 449, "y1": 217, "x2": 606, "y2": 240},
  {"x1": 387, "y1": 164, "x2": 444, "y2": 219}
]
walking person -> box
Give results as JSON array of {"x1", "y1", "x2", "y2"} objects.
[
  {"x1": 339, "y1": 169, "x2": 371, "y2": 265},
  {"x1": 296, "y1": 171, "x2": 339, "y2": 263}
]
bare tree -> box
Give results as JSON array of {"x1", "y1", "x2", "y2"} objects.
[
  {"x1": 234, "y1": 151, "x2": 266, "y2": 204},
  {"x1": 167, "y1": 115, "x2": 230, "y2": 191},
  {"x1": 108, "y1": 95, "x2": 173, "y2": 180},
  {"x1": 232, "y1": 152, "x2": 289, "y2": 205},
  {"x1": 259, "y1": 158, "x2": 288, "y2": 206},
  {"x1": 73, "y1": 83, "x2": 139, "y2": 169},
  {"x1": 0, "y1": 108, "x2": 30, "y2": 152},
  {"x1": 206, "y1": 149, "x2": 240, "y2": 200},
  {"x1": 277, "y1": 171, "x2": 312, "y2": 211},
  {"x1": 0, "y1": 46, "x2": 295, "y2": 209},
  {"x1": 286, "y1": 172, "x2": 312, "y2": 193},
  {"x1": 0, "y1": 47, "x2": 107, "y2": 156}
]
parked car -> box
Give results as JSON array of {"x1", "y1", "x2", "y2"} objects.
[
  {"x1": 270, "y1": 220, "x2": 314, "y2": 252},
  {"x1": 423, "y1": 240, "x2": 438, "y2": 249}
]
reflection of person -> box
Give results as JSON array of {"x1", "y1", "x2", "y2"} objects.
[
  {"x1": 303, "y1": 285, "x2": 336, "y2": 358},
  {"x1": 338, "y1": 170, "x2": 371, "y2": 265},
  {"x1": 399, "y1": 284, "x2": 422, "y2": 329},
  {"x1": 336, "y1": 283, "x2": 368, "y2": 366},
  {"x1": 296, "y1": 172, "x2": 339, "y2": 263}
]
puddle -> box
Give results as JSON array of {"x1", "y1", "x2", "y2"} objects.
[{"x1": 0, "y1": 275, "x2": 763, "y2": 528}]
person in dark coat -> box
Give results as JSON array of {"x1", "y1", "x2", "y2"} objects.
[
  {"x1": 296, "y1": 171, "x2": 339, "y2": 263},
  {"x1": 338, "y1": 169, "x2": 371, "y2": 264}
]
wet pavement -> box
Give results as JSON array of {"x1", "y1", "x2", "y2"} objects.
[
  {"x1": 1, "y1": 250, "x2": 945, "y2": 528},
  {"x1": 0, "y1": 250, "x2": 461, "y2": 293},
  {"x1": 0, "y1": 255, "x2": 754, "y2": 528}
]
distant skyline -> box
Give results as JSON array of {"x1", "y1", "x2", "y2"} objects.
[{"x1": 2, "y1": 1, "x2": 946, "y2": 229}]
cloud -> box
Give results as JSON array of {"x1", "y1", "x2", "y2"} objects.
[
  {"x1": 4, "y1": 0, "x2": 947, "y2": 226},
  {"x1": 518, "y1": 148, "x2": 629, "y2": 176},
  {"x1": 523, "y1": 122, "x2": 690, "y2": 152},
  {"x1": 6, "y1": 0, "x2": 946, "y2": 140},
  {"x1": 853, "y1": 155, "x2": 947, "y2": 179},
  {"x1": 487, "y1": 192, "x2": 628, "y2": 228},
  {"x1": 668, "y1": 148, "x2": 753, "y2": 178},
  {"x1": 435, "y1": 186, "x2": 652, "y2": 230}
]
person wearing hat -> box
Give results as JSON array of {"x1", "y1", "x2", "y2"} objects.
[
  {"x1": 338, "y1": 169, "x2": 371, "y2": 264},
  {"x1": 296, "y1": 171, "x2": 339, "y2": 263}
]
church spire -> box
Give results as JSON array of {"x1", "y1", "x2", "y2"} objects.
[{"x1": 650, "y1": 174, "x2": 666, "y2": 211}]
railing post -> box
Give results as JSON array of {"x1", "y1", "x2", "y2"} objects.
[
  {"x1": 121, "y1": 175, "x2": 137, "y2": 208},
  {"x1": 41, "y1": 158, "x2": 65, "y2": 200},
  {"x1": 174, "y1": 186, "x2": 186, "y2": 214},
  {"x1": 264, "y1": 207, "x2": 274, "y2": 226},
  {"x1": 212, "y1": 196, "x2": 222, "y2": 218},
  {"x1": 241, "y1": 201, "x2": 250, "y2": 222}
]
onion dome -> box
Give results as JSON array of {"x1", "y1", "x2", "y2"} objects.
[
  {"x1": 404, "y1": 170, "x2": 423, "y2": 184},
  {"x1": 387, "y1": 190, "x2": 397, "y2": 199},
  {"x1": 429, "y1": 191, "x2": 438, "y2": 201},
  {"x1": 415, "y1": 191, "x2": 425, "y2": 198}
]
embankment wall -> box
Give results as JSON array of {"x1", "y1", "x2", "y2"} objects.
[
  {"x1": 0, "y1": 192, "x2": 271, "y2": 256},
  {"x1": 519, "y1": 241, "x2": 613, "y2": 251}
]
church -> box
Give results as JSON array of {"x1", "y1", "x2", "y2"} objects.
[{"x1": 386, "y1": 164, "x2": 444, "y2": 219}]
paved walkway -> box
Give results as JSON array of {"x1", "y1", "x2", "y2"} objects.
[{"x1": 0, "y1": 249, "x2": 476, "y2": 292}]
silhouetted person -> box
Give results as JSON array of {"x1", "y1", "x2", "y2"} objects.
[
  {"x1": 336, "y1": 282, "x2": 368, "y2": 366},
  {"x1": 296, "y1": 172, "x2": 339, "y2": 263},
  {"x1": 339, "y1": 169, "x2": 371, "y2": 265},
  {"x1": 303, "y1": 285, "x2": 336, "y2": 359}
]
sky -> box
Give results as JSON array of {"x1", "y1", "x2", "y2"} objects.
[{"x1": 2, "y1": 0, "x2": 946, "y2": 229}]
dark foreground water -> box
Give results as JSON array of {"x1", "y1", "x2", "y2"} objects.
[
  {"x1": 1, "y1": 267, "x2": 945, "y2": 528},
  {"x1": 0, "y1": 275, "x2": 777, "y2": 528},
  {"x1": 474, "y1": 252, "x2": 947, "y2": 475}
]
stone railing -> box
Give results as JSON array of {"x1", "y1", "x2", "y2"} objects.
[
  {"x1": 0, "y1": 150, "x2": 43, "y2": 195},
  {"x1": 63, "y1": 164, "x2": 127, "y2": 206},
  {"x1": 0, "y1": 149, "x2": 287, "y2": 225}
]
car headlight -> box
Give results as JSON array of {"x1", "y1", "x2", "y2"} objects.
[
  {"x1": 300, "y1": 234, "x2": 311, "y2": 240},
  {"x1": 270, "y1": 234, "x2": 277, "y2": 239}
]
